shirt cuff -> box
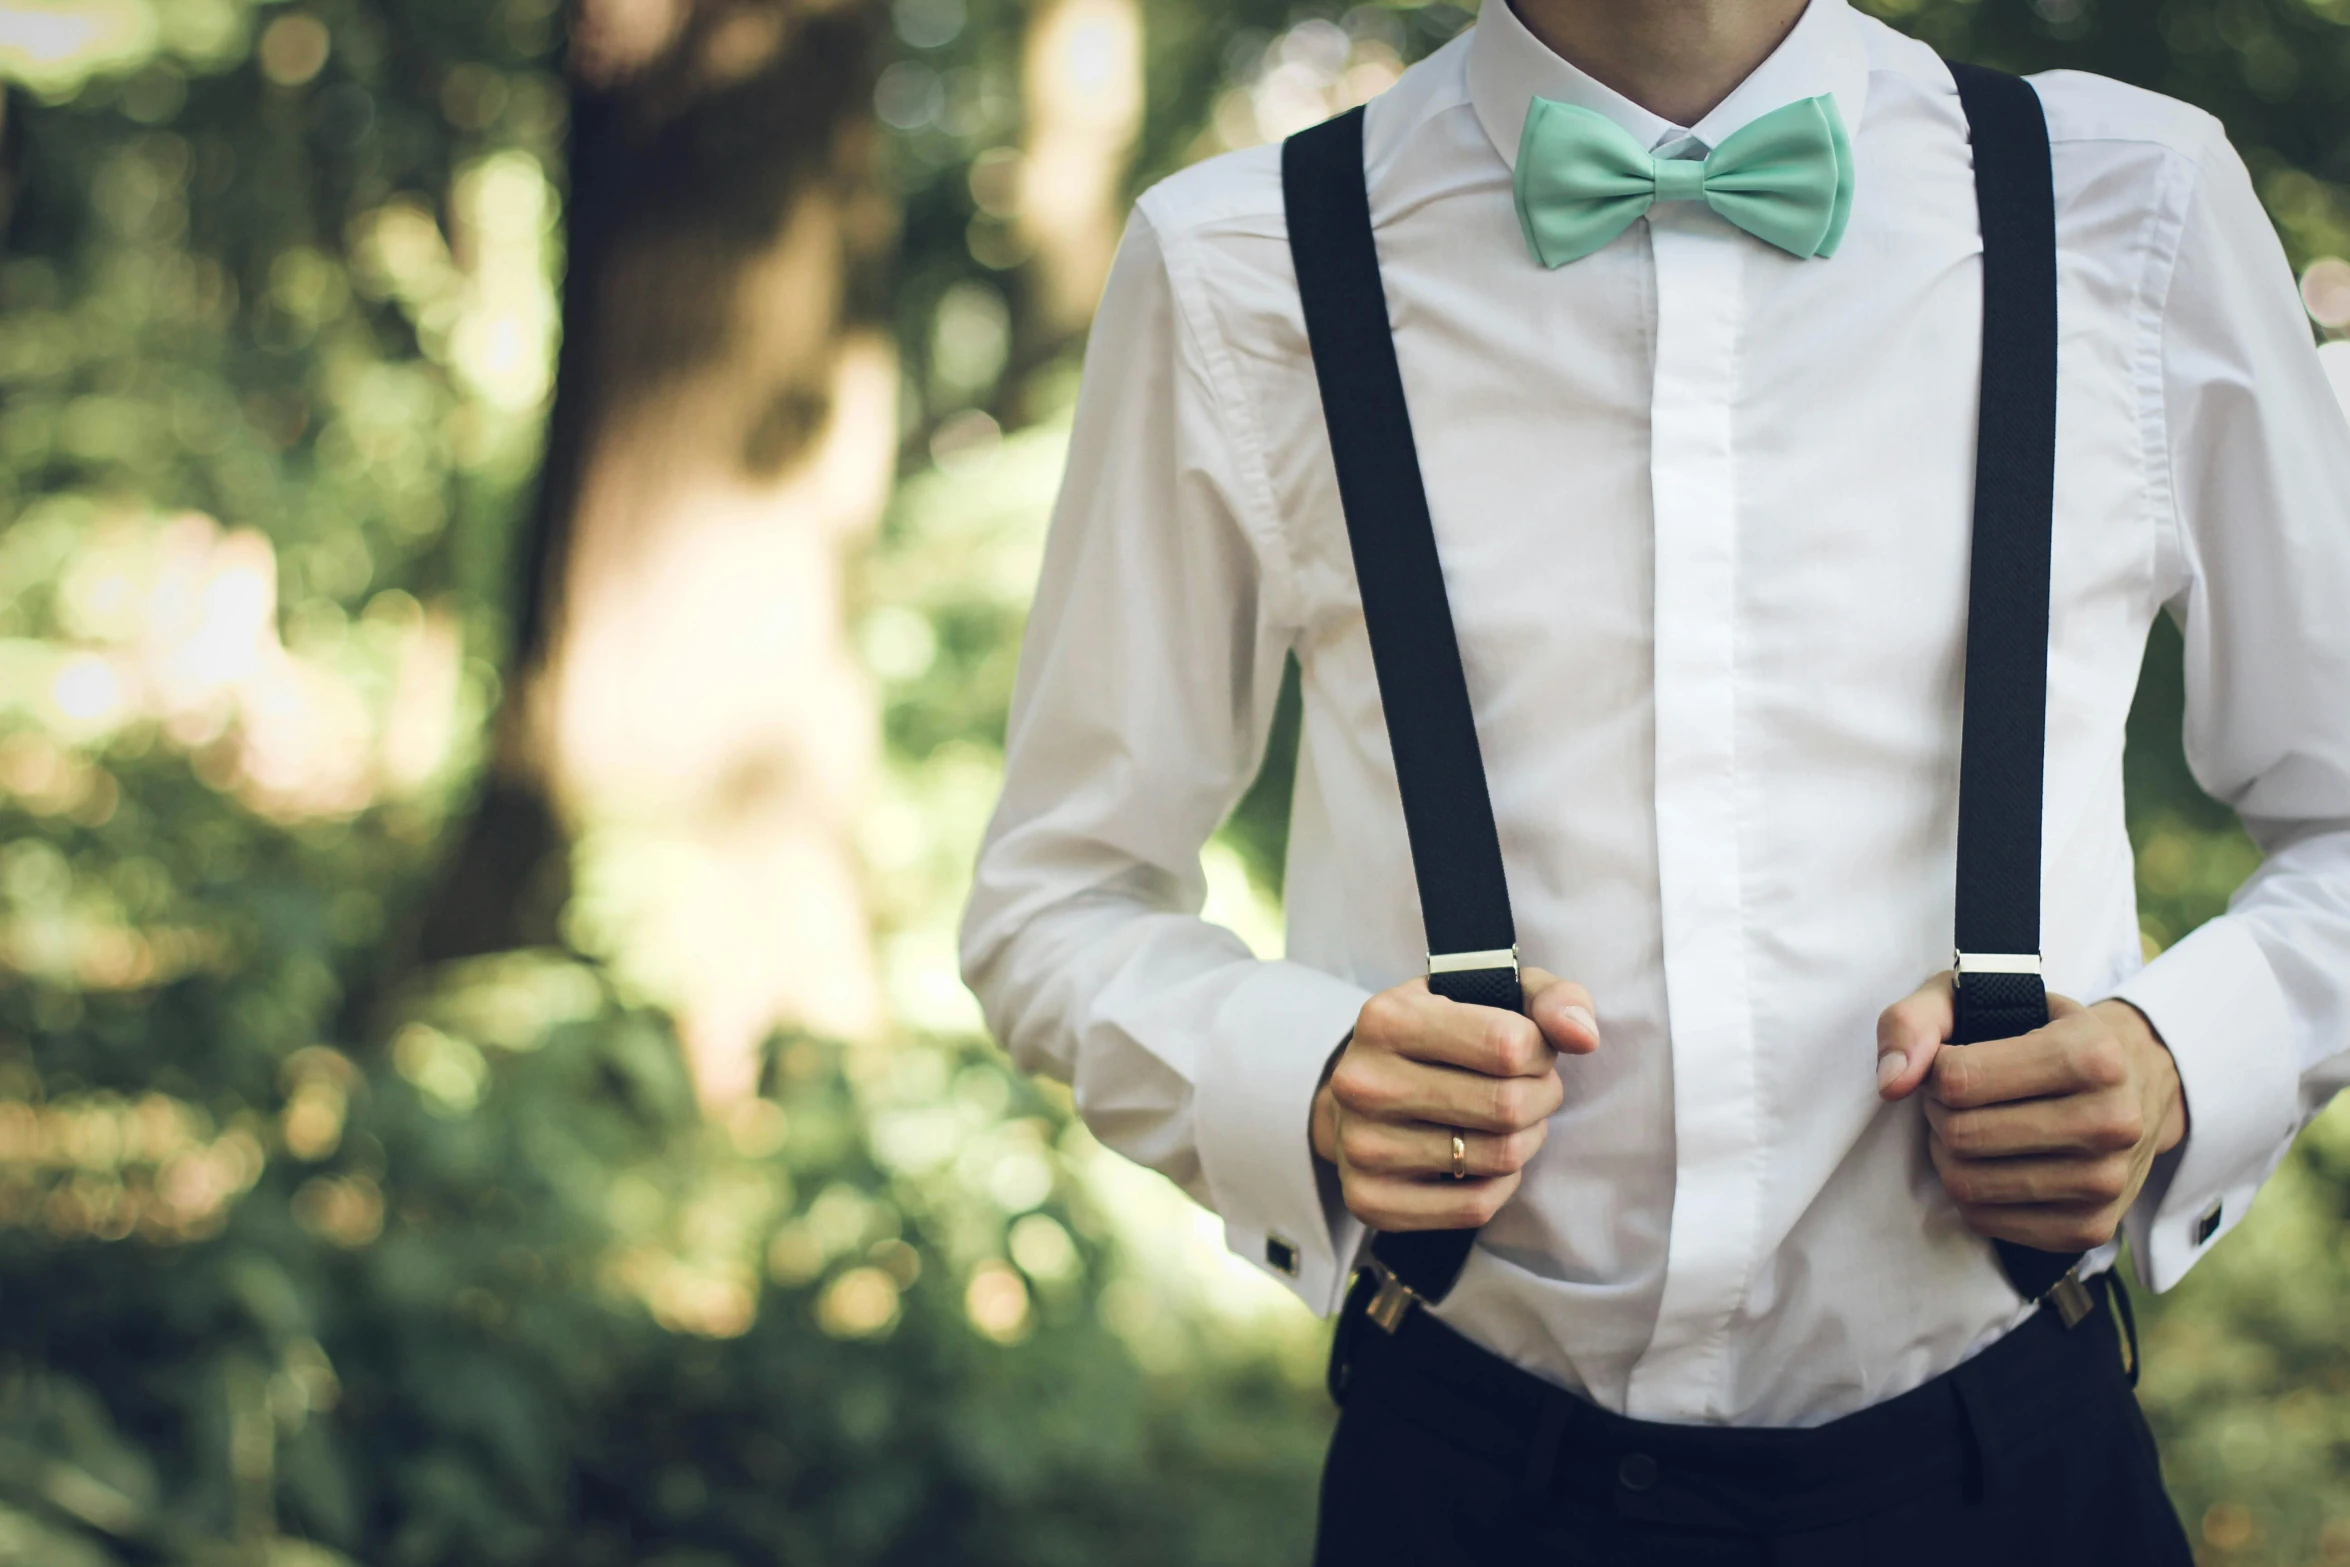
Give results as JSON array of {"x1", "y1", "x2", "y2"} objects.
[
  {"x1": 2108, "y1": 916, "x2": 2300, "y2": 1291},
  {"x1": 1194, "y1": 960, "x2": 1373, "y2": 1315}
]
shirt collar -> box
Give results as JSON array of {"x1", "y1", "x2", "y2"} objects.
[{"x1": 1466, "y1": 0, "x2": 1872, "y2": 167}]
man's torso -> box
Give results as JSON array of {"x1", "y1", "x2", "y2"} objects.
[{"x1": 1133, "y1": 4, "x2": 2218, "y2": 1424}]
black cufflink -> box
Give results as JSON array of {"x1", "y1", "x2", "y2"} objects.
[
  {"x1": 1265, "y1": 1235, "x2": 1299, "y2": 1276},
  {"x1": 2194, "y1": 1202, "x2": 2223, "y2": 1246}
]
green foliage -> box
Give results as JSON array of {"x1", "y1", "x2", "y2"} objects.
[
  {"x1": 0, "y1": 0, "x2": 559, "y2": 637},
  {"x1": 0, "y1": 1, "x2": 1337, "y2": 1563},
  {"x1": 0, "y1": 948, "x2": 1331, "y2": 1564},
  {"x1": 2138, "y1": 1100, "x2": 2350, "y2": 1564}
]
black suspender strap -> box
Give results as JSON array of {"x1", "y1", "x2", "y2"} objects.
[
  {"x1": 1950, "y1": 63, "x2": 2055, "y2": 1040},
  {"x1": 1284, "y1": 71, "x2": 2084, "y2": 1325},
  {"x1": 1948, "y1": 64, "x2": 2087, "y2": 1312},
  {"x1": 1284, "y1": 106, "x2": 1515, "y2": 1312}
]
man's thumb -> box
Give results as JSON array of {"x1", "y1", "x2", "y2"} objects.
[
  {"x1": 1522, "y1": 967, "x2": 1600, "y2": 1057},
  {"x1": 1876, "y1": 971, "x2": 1954, "y2": 1101}
]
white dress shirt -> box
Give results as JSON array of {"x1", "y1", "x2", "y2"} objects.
[{"x1": 961, "y1": 0, "x2": 2350, "y2": 1426}]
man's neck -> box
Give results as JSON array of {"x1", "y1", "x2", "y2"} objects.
[{"x1": 1506, "y1": 0, "x2": 1812, "y2": 127}]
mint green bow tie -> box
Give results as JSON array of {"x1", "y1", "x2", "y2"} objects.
[{"x1": 1513, "y1": 94, "x2": 1855, "y2": 267}]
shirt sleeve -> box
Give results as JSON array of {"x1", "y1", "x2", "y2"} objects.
[
  {"x1": 2111, "y1": 129, "x2": 2350, "y2": 1290},
  {"x1": 959, "y1": 208, "x2": 1370, "y2": 1314}
]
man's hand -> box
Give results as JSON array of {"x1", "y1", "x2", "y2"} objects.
[
  {"x1": 1877, "y1": 974, "x2": 2187, "y2": 1253},
  {"x1": 1310, "y1": 968, "x2": 1598, "y2": 1232}
]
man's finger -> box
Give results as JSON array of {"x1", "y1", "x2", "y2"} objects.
[
  {"x1": 1875, "y1": 972, "x2": 1952, "y2": 1102},
  {"x1": 1522, "y1": 967, "x2": 1601, "y2": 1056},
  {"x1": 1929, "y1": 1138, "x2": 2140, "y2": 1208},
  {"x1": 1950, "y1": 1198, "x2": 2124, "y2": 1255},
  {"x1": 1338, "y1": 1117, "x2": 1548, "y2": 1179},
  {"x1": 1927, "y1": 1015, "x2": 2127, "y2": 1109},
  {"x1": 1924, "y1": 1087, "x2": 2146, "y2": 1160},
  {"x1": 1339, "y1": 1168, "x2": 1522, "y2": 1232},
  {"x1": 1336, "y1": 1052, "x2": 1565, "y2": 1135},
  {"x1": 1359, "y1": 982, "x2": 1556, "y2": 1078}
]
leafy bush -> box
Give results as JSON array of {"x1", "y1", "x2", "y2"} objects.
[{"x1": 0, "y1": 942, "x2": 1333, "y2": 1565}]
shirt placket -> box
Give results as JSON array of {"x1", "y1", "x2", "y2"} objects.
[{"x1": 1625, "y1": 196, "x2": 1764, "y2": 1425}]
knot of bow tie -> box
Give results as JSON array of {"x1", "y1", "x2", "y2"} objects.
[{"x1": 1513, "y1": 93, "x2": 1855, "y2": 267}]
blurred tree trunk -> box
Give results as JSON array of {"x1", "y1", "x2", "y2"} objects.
[
  {"x1": 419, "y1": 0, "x2": 898, "y2": 1108},
  {"x1": 1015, "y1": 0, "x2": 1142, "y2": 345}
]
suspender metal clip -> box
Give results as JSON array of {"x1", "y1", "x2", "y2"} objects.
[
  {"x1": 2046, "y1": 1267, "x2": 2095, "y2": 1329},
  {"x1": 1952, "y1": 950, "x2": 2042, "y2": 983},
  {"x1": 1428, "y1": 946, "x2": 1519, "y2": 978},
  {"x1": 1425, "y1": 946, "x2": 1522, "y2": 1014},
  {"x1": 1360, "y1": 1257, "x2": 1422, "y2": 1335}
]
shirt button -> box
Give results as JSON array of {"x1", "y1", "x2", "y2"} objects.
[{"x1": 1617, "y1": 1452, "x2": 1658, "y2": 1491}]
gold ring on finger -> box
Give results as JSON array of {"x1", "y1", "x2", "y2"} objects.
[{"x1": 1450, "y1": 1130, "x2": 1468, "y2": 1181}]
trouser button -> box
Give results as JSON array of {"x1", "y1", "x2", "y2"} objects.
[{"x1": 1617, "y1": 1452, "x2": 1658, "y2": 1491}]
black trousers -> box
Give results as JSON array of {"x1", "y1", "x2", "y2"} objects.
[{"x1": 1315, "y1": 1274, "x2": 2193, "y2": 1567}]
